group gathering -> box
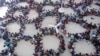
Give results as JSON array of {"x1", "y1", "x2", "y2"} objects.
[{"x1": 0, "y1": 0, "x2": 100, "y2": 56}]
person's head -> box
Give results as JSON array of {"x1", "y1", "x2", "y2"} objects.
[
  {"x1": 85, "y1": 53, "x2": 89, "y2": 56},
  {"x1": 79, "y1": 52, "x2": 81, "y2": 55},
  {"x1": 2, "y1": 50, "x2": 4, "y2": 53},
  {"x1": 3, "y1": 45, "x2": 6, "y2": 47}
]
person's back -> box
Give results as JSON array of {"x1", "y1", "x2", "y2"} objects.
[{"x1": 0, "y1": 53, "x2": 3, "y2": 56}]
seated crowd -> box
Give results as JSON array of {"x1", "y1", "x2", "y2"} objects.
[{"x1": 0, "y1": 0, "x2": 100, "y2": 56}]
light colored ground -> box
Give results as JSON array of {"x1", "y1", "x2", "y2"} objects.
[
  {"x1": 13, "y1": 10, "x2": 23, "y2": 17},
  {"x1": 65, "y1": 22, "x2": 87, "y2": 34},
  {"x1": 14, "y1": 40, "x2": 35, "y2": 56},
  {"x1": 43, "y1": 5, "x2": 54, "y2": 12},
  {"x1": 0, "y1": 6, "x2": 8, "y2": 18},
  {"x1": 27, "y1": 9, "x2": 39, "y2": 20},
  {"x1": 42, "y1": 35, "x2": 60, "y2": 51},
  {"x1": 51, "y1": 0, "x2": 60, "y2": 3},
  {"x1": 34, "y1": 0, "x2": 44, "y2": 3},
  {"x1": 34, "y1": 0, "x2": 60, "y2": 3},
  {"x1": 73, "y1": 0, "x2": 83, "y2": 4},
  {"x1": 63, "y1": 8, "x2": 76, "y2": 16},
  {"x1": 41, "y1": 16, "x2": 57, "y2": 28},
  {"x1": 16, "y1": 2, "x2": 29, "y2": 7},
  {"x1": 61, "y1": 48, "x2": 72, "y2": 56},
  {"x1": 5, "y1": 0, "x2": 12, "y2": 3},
  {"x1": 83, "y1": 15, "x2": 100, "y2": 25},
  {"x1": 6, "y1": 22, "x2": 21, "y2": 33},
  {"x1": 0, "y1": 39, "x2": 5, "y2": 53},
  {"x1": 73, "y1": 40, "x2": 96, "y2": 54},
  {"x1": 63, "y1": 0, "x2": 70, "y2": 5},
  {"x1": 23, "y1": 24, "x2": 39, "y2": 37},
  {"x1": 86, "y1": 4, "x2": 100, "y2": 11}
]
